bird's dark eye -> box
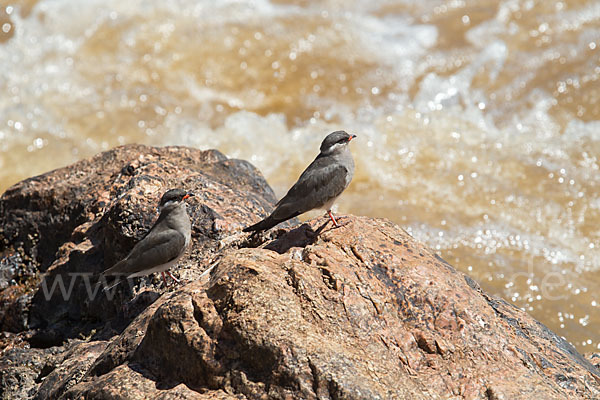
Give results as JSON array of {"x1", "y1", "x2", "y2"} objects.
[{"x1": 337, "y1": 138, "x2": 347, "y2": 144}]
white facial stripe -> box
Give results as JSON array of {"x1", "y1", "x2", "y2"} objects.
[
  {"x1": 161, "y1": 199, "x2": 180, "y2": 208},
  {"x1": 324, "y1": 141, "x2": 346, "y2": 154}
]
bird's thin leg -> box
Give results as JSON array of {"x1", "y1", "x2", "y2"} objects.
[
  {"x1": 327, "y1": 210, "x2": 339, "y2": 227},
  {"x1": 166, "y1": 270, "x2": 181, "y2": 284},
  {"x1": 161, "y1": 272, "x2": 169, "y2": 287}
]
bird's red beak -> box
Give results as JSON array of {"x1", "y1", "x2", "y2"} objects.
[
  {"x1": 183, "y1": 193, "x2": 194, "y2": 200},
  {"x1": 348, "y1": 134, "x2": 357, "y2": 141}
]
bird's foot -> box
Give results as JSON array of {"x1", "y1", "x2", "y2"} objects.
[
  {"x1": 334, "y1": 215, "x2": 348, "y2": 223},
  {"x1": 160, "y1": 271, "x2": 181, "y2": 288},
  {"x1": 166, "y1": 270, "x2": 181, "y2": 284},
  {"x1": 324, "y1": 212, "x2": 350, "y2": 230},
  {"x1": 331, "y1": 220, "x2": 350, "y2": 229},
  {"x1": 327, "y1": 210, "x2": 339, "y2": 227}
]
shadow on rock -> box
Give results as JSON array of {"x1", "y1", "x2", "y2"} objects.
[{"x1": 263, "y1": 220, "x2": 330, "y2": 254}]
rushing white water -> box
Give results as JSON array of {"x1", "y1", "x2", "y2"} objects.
[{"x1": 1, "y1": 0, "x2": 599, "y2": 351}]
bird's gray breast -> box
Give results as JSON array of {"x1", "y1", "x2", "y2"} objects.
[
  {"x1": 327, "y1": 148, "x2": 354, "y2": 192},
  {"x1": 339, "y1": 150, "x2": 355, "y2": 188},
  {"x1": 166, "y1": 204, "x2": 192, "y2": 247},
  {"x1": 308, "y1": 151, "x2": 353, "y2": 204}
]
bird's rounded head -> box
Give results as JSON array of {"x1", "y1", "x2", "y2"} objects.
[
  {"x1": 319, "y1": 130, "x2": 357, "y2": 155},
  {"x1": 159, "y1": 188, "x2": 194, "y2": 208}
]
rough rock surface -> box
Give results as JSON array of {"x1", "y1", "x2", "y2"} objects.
[
  {"x1": 1, "y1": 145, "x2": 599, "y2": 399},
  {"x1": 0, "y1": 144, "x2": 279, "y2": 350}
]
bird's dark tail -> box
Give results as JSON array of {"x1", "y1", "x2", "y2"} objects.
[
  {"x1": 243, "y1": 216, "x2": 277, "y2": 233},
  {"x1": 94, "y1": 274, "x2": 126, "y2": 292},
  {"x1": 243, "y1": 212, "x2": 299, "y2": 233}
]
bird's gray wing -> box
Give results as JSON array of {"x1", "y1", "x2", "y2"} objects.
[
  {"x1": 242, "y1": 156, "x2": 350, "y2": 232},
  {"x1": 272, "y1": 161, "x2": 349, "y2": 219},
  {"x1": 103, "y1": 229, "x2": 185, "y2": 276}
]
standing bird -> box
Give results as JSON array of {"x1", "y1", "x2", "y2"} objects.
[
  {"x1": 243, "y1": 130, "x2": 356, "y2": 233},
  {"x1": 101, "y1": 188, "x2": 194, "y2": 289}
]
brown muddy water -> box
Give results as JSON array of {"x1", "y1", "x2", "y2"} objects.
[{"x1": 0, "y1": 0, "x2": 599, "y2": 352}]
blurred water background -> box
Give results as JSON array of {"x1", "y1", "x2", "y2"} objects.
[{"x1": 0, "y1": 0, "x2": 599, "y2": 352}]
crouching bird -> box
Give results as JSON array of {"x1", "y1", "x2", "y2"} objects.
[{"x1": 101, "y1": 188, "x2": 193, "y2": 289}]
